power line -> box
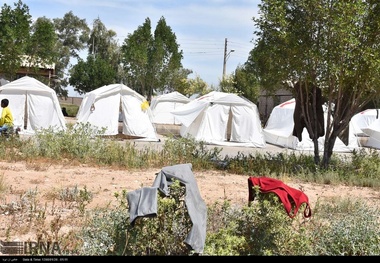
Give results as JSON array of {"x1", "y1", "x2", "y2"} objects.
[
  {"x1": 116, "y1": 35, "x2": 253, "y2": 57},
  {"x1": 180, "y1": 38, "x2": 252, "y2": 48},
  {"x1": 178, "y1": 38, "x2": 252, "y2": 61},
  {"x1": 115, "y1": 35, "x2": 252, "y2": 62}
]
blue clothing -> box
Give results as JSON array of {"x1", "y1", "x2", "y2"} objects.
[{"x1": 0, "y1": 123, "x2": 10, "y2": 133}]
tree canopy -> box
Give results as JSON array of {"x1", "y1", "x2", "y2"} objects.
[
  {"x1": 69, "y1": 18, "x2": 120, "y2": 94},
  {"x1": 251, "y1": 0, "x2": 380, "y2": 168},
  {"x1": 121, "y1": 16, "x2": 188, "y2": 101},
  {"x1": 0, "y1": 0, "x2": 31, "y2": 80},
  {"x1": 0, "y1": 2, "x2": 201, "y2": 99}
]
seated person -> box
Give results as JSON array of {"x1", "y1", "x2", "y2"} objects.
[{"x1": 0, "y1": 98, "x2": 14, "y2": 135}]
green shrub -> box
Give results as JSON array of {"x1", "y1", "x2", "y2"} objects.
[
  {"x1": 205, "y1": 201, "x2": 247, "y2": 255},
  {"x1": 309, "y1": 198, "x2": 380, "y2": 255},
  {"x1": 80, "y1": 180, "x2": 194, "y2": 255}
]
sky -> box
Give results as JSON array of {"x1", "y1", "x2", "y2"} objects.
[{"x1": 4, "y1": 0, "x2": 261, "y2": 97}]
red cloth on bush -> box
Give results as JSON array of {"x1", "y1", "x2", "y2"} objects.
[{"x1": 248, "y1": 177, "x2": 312, "y2": 218}]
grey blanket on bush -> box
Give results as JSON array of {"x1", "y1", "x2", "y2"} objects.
[{"x1": 127, "y1": 163, "x2": 207, "y2": 254}]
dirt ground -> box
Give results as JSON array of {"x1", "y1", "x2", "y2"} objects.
[{"x1": 0, "y1": 160, "x2": 380, "y2": 243}]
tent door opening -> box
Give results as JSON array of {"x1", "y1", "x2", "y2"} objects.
[
  {"x1": 226, "y1": 108, "x2": 232, "y2": 141},
  {"x1": 24, "y1": 99, "x2": 28, "y2": 129}
]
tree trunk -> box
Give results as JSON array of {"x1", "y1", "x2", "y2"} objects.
[
  {"x1": 313, "y1": 138, "x2": 320, "y2": 164},
  {"x1": 322, "y1": 132, "x2": 338, "y2": 169}
]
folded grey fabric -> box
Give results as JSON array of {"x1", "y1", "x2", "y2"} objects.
[{"x1": 127, "y1": 187, "x2": 158, "y2": 224}]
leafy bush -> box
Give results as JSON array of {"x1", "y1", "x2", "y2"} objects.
[
  {"x1": 80, "y1": 180, "x2": 193, "y2": 255},
  {"x1": 309, "y1": 199, "x2": 380, "y2": 255},
  {"x1": 205, "y1": 188, "x2": 313, "y2": 255}
]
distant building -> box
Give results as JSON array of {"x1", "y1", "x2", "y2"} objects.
[
  {"x1": 258, "y1": 88, "x2": 293, "y2": 124},
  {"x1": 58, "y1": 96, "x2": 83, "y2": 107},
  {"x1": 0, "y1": 55, "x2": 55, "y2": 85}
]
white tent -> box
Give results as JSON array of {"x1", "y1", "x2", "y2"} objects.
[
  {"x1": 361, "y1": 116, "x2": 380, "y2": 149},
  {"x1": 0, "y1": 76, "x2": 66, "y2": 134},
  {"x1": 263, "y1": 98, "x2": 358, "y2": 152},
  {"x1": 150, "y1": 91, "x2": 190, "y2": 124},
  {"x1": 349, "y1": 109, "x2": 380, "y2": 137},
  {"x1": 76, "y1": 83, "x2": 159, "y2": 141},
  {"x1": 0, "y1": 78, "x2": 9, "y2": 86},
  {"x1": 348, "y1": 109, "x2": 380, "y2": 148},
  {"x1": 171, "y1": 91, "x2": 266, "y2": 148}
]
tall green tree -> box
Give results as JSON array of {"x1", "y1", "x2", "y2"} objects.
[
  {"x1": 69, "y1": 18, "x2": 119, "y2": 94},
  {"x1": 121, "y1": 17, "x2": 152, "y2": 97},
  {"x1": 150, "y1": 17, "x2": 184, "y2": 99},
  {"x1": 121, "y1": 16, "x2": 186, "y2": 101},
  {"x1": 164, "y1": 67, "x2": 193, "y2": 95},
  {"x1": 234, "y1": 66, "x2": 261, "y2": 104},
  {"x1": 53, "y1": 11, "x2": 90, "y2": 59},
  {"x1": 0, "y1": 0, "x2": 31, "y2": 80},
  {"x1": 26, "y1": 17, "x2": 58, "y2": 83},
  {"x1": 53, "y1": 11, "x2": 90, "y2": 96},
  {"x1": 184, "y1": 74, "x2": 211, "y2": 97},
  {"x1": 251, "y1": 0, "x2": 380, "y2": 168},
  {"x1": 88, "y1": 18, "x2": 119, "y2": 62},
  {"x1": 69, "y1": 55, "x2": 116, "y2": 94}
]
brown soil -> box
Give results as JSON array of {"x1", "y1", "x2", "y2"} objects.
[{"x1": 0, "y1": 160, "x2": 379, "y2": 243}]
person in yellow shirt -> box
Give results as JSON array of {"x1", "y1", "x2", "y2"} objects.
[{"x1": 0, "y1": 98, "x2": 14, "y2": 135}]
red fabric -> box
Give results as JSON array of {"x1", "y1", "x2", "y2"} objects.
[{"x1": 248, "y1": 177, "x2": 312, "y2": 218}]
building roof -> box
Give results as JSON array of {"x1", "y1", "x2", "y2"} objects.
[{"x1": 20, "y1": 55, "x2": 55, "y2": 69}]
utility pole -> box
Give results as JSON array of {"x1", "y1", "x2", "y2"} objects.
[
  {"x1": 223, "y1": 38, "x2": 228, "y2": 79},
  {"x1": 222, "y1": 38, "x2": 235, "y2": 80}
]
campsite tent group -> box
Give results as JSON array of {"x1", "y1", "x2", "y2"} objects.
[
  {"x1": 1, "y1": 75, "x2": 379, "y2": 151},
  {"x1": 264, "y1": 99, "x2": 380, "y2": 151},
  {"x1": 76, "y1": 89, "x2": 268, "y2": 147},
  {"x1": 0, "y1": 77, "x2": 160, "y2": 141}
]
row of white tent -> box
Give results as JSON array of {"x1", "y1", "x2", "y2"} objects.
[
  {"x1": 0, "y1": 76, "x2": 379, "y2": 151},
  {"x1": 0, "y1": 76, "x2": 160, "y2": 141},
  {"x1": 264, "y1": 98, "x2": 357, "y2": 152},
  {"x1": 264, "y1": 99, "x2": 380, "y2": 151},
  {"x1": 153, "y1": 92, "x2": 380, "y2": 151}
]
